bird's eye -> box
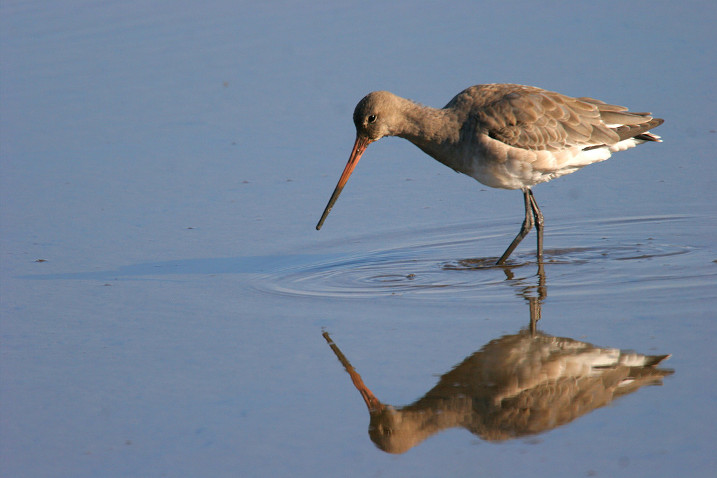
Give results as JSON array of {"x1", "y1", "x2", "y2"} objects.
[{"x1": 367, "y1": 114, "x2": 377, "y2": 124}]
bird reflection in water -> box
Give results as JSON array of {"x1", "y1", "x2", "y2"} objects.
[{"x1": 322, "y1": 266, "x2": 672, "y2": 454}]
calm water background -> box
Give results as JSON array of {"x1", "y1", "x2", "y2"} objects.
[{"x1": 2, "y1": 1, "x2": 716, "y2": 477}]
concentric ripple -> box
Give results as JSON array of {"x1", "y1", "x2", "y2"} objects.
[
  {"x1": 261, "y1": 254, "x2": 504, "y2": 299},
  {"x1": 254, "y1": 216, "x2": 694, "y2": 300}
]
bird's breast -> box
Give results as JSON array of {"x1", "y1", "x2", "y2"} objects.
[
  {"x1": 423, "y1": 134, "x2": 614, "y2": 190},
  {"x1": 412, "y1": 134, "x2": 539, "y2": 190}
]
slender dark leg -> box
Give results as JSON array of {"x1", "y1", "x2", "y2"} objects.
[
  {"x1": 529, "y1": 263, "x2": 546, "y2": 336},
  {"x1": 529, "y1": 297, "x2": 541, "y2": 336},
  {"x1": 527, "y1": 189, "x2": 544, "y2": 264},
  {"x1": 496, "y1": 189, "x2": 534, "y2": 265}
]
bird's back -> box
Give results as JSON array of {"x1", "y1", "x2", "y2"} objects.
[{"x1": 438, "y1": 84, "x2": 663, "y2": 189}]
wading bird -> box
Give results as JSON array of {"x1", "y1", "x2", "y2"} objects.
[{"x1": 316, "y1": 84, "x2": 663, "y2": 264}]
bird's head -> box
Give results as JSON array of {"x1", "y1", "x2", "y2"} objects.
[
  {"x1": 353, "y1": 90, "x2": 403, "y2": 141},
  {"x1": 316, "y1": 91, "x2": 405, "y2": 230}
]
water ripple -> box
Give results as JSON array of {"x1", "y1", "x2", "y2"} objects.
[{"x1": 256, "y1": 216, "x2": 695, "y2": 299}]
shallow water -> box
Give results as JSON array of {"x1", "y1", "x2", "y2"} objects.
[
  {"x1": 2, "y1": 2, "x2": 716, "y2": 477},
  {"x1": 255, "y1": 215, "x2": 697, "y2": 300}
]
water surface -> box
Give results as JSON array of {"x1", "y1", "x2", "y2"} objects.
[{"x1": 2, "y1": 2, "x2": 716, "y2": 477}]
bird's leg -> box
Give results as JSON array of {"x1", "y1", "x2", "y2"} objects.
[
  {"x1": 496, "y1": 189, "x2": 534, "y2": 265},
  {"x1": 530, "y1": 260, "x2": 547, "y2": 336},
  {"x1": 527, "y1": 189, "x2": 544, "y2": 263},
  {"x1": 529, "y1": 297, "x2": 541, "y2": 336}
]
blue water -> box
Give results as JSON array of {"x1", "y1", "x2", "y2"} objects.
[{"x1": 2, "y1": 1, "x2": 716, "y2": 477}]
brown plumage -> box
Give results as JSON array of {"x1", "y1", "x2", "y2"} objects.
[
  {"x1": 316, "y1": 84, "x2": 664, "y2": 264},
  {"x1": 323, "y1": 330, "x2": 672, "y2": 454}
]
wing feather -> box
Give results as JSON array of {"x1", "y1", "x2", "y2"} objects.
[{"x1": 457, "y1": 85, "x2": 661, "y2": 152}]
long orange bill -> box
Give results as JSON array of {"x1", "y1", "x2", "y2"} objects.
[
  {"x1": 322, "y1": 332, "x2": 383, "y2": 412},
  {"x1": 316, "y1": 135, "x2": 371, "y2": 230}
]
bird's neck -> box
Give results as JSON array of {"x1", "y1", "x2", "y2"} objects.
[
  {"x1": 396, "y1": 101, "x2": 452, "y2": 140},
  {"x1": 395, "y1": 100, "x2": 461, "y2": 163}
]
